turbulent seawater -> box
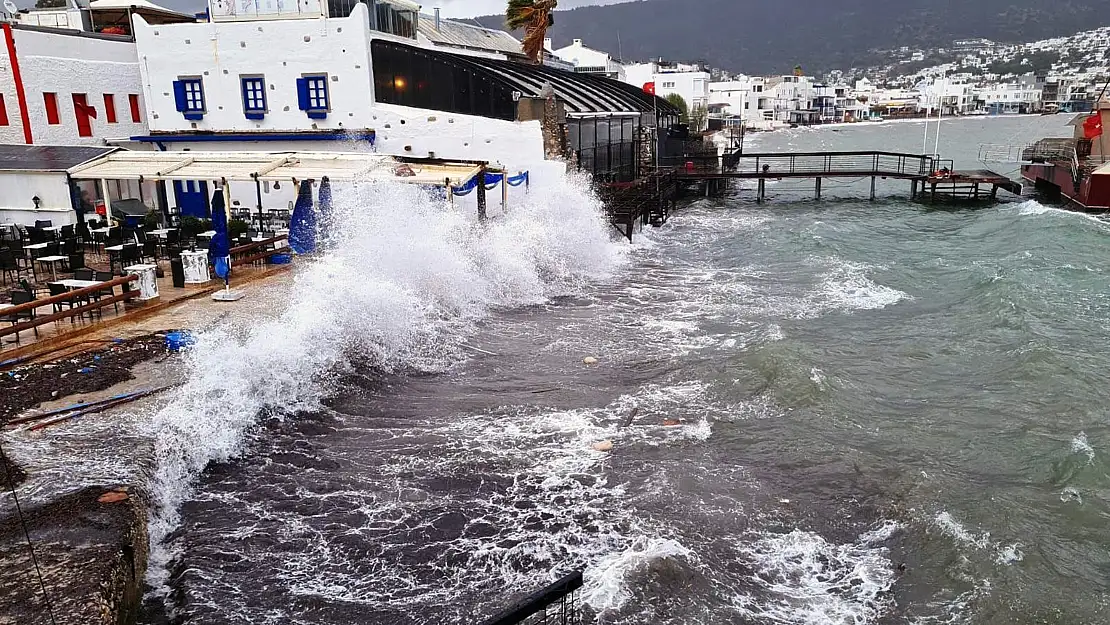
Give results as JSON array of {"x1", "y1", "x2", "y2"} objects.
[{"x1": 140, "y1": 116, "x2": 1110, "y2": 625}]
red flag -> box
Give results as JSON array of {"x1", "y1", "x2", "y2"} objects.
[
  {"x1": 1083, "y1": 113, "x2": 1102, "y2": 139},
  {"x1": 643, "y1": 82, "x2": 656, "y2": 96},
  {"x1": 75, "y1": 99, "x2": 97, "y2": 120}
]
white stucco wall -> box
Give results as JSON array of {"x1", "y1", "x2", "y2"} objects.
[
  {"x1": 134, "y1": 7, "x2": 377, "y2": 134},
  {"x1": 0, "y1": 27, "x2": 147, "y2": 146},
  {"x1": 134, "y1": 5, "x2": 546, "y2": 171},
  {"x1": 0, "y1": 171, "x2": 77, "y2": 226}
]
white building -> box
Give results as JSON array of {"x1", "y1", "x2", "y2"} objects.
[
  {"x1": 129, "y1": 0, "x2": 672, "y2": 214},
  {"x1": 550, "y1": 38, "x2": 624, "y2": 80},
  {"x1": 920, "y1": 78, "x2": 976, "y2": 115},
  {"x1": 623, "y1": 60, "x2": 710, "y2": 116},
  {"x1": 976, "y1": 74, "x2": 1044, "y2": 114},
  {"x1": 0, "y1": 23, "x2": 150, "y2": 147},
  {"x1": 767, "y1": 75, "x2": 815, "y2": 123}
]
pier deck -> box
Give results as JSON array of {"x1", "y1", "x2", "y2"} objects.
[{"x1": 665, "y1": 150, "x2": 1021, "y2": 202}]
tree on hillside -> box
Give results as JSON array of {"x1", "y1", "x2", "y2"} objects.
[
  {"x1": 665, "y1": 93, "x2": 689, "y2": 122},
  {"x1": 34, "y1": 0, "x2": 66, "y2": 8},
  {"x1": 506, "y1": 0, "x2": 558, "y2": 64}
]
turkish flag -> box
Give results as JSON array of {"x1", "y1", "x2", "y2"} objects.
[
  {"x1": 643, "y1": 82, "x2": 656, "y2": 96},
  {"x1": 1083, "y1": 113, "x2": 1102, "y2": 139}
]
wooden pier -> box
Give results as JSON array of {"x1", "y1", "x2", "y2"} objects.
[
  {"x1": 598, "y1": 150, "x2": 1022, "y2": 242},
  {"x1": 666, "y1": 151, "x2": 1022, "y2": 203}
]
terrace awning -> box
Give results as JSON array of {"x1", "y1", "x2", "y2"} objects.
[{"x1": 67, "y1": 151, "x2": 484, "y2": 187}]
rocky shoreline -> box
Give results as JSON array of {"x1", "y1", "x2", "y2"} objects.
[{"x1": 0, "y1": 336, "x2": 171, "y2": 625}]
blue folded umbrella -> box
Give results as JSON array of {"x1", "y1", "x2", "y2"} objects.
[
  {"x1": 208, "y1": 186, "x2": 231, "y2": 280},
  {"x1": 289, "y1": 180, "x2": 316, "y2": 255},
  {"x1": 317, "y1": 176, "x2": 333, "y2": 250}
]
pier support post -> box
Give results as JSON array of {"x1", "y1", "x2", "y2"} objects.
[
  {"x1": 931, "y1": 183, "x2": 938, "y2": 203},
  {"x1": 910, "y1": 179, "x2": 917, "y2": 199},
  {"x1": 815, "y1": 177, "x2": 822, "y2": 200},
  {"x1": 869, "y1": 176, "x2": 877, "y2": 201},
  {"x1": 476, "y1": 166, "x2": 487, "y2": 221},
  {"x1": 757, "y1": 178, "x2": 765, "y2": 203},
  {"x1": 991, "y1": 185, "x2": 998, "y2": 199},
  {"x1": 974, "y1": 183, "x2": 980, "y2": 200}
]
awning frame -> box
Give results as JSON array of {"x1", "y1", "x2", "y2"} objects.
[{"x1": 68, "y1": 150, "x2": 487, "y2": 188}]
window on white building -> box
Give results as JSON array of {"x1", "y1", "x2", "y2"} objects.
[
  {"x1": 297, "y1": 74, "x2": 330, "y2": 119},
  {"x1": 172, "y1": 77, "x2": 205, "y2": 120},
  {"x1": 240, "y1": 75, "x2": 267, "y2": 120},
  {"x1": 662, "y1": 81, "x2": 676, "y2": 89}
]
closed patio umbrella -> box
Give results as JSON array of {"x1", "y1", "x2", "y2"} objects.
[
  {"x1": 288, "y1": 179, "x2": 316, "y2": 255},
  {"x1": 317, "y1": 176, "x2": 333, "y2": 249},
  {"x1": 208, "y1": 183, "x2": 231, "y2": 284}
]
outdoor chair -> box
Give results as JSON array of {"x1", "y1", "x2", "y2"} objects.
[
  {"x1": 142, "y1": 240, "x2": 159, "y2": 264},
  {"x1": 0, "y1": 250, "x2": 21, "y2": 284},
  {"x1": 47, "y1": 283, "x2": 77, "y2": 321},
  {"x1": 2, "y1": 290, "x2": 38, "y2": 343},
  {"x1": 34, "y1": 220, "x2": 52, "y2": 229},
  {"x1": 60, "y1": 224, "x2": 75, "y2": 239},
  {"x1": 73, "y1": 268, "x2": 94, "y2": 281},
  {"x1": 95, "y1": 271, "x2": 119, "y2": 315},
  {"x1": 68, "y1": 251, "x2": 86, "y2": 272}
]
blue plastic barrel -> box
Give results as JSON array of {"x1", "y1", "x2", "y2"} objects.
[{"x1": 165, "y1": 331, "x2": 196, "y2": 352}]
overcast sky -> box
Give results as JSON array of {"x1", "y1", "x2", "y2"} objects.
[{"x1": 433, "y1": 0, "x2": 627, "y2": 19}]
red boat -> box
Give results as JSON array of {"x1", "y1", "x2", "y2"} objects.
[{"x1": 1021, "y1": 102, "x2": 1110, "y2": 210}]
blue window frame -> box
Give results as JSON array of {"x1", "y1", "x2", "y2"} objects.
[
  {"x1": 296, "y1": 74, "x2": 330, "y2": 119},
  {"x1": 240, "y1": 75, "x2": 267, "y2": 120},
  {"x1": 172, "y1": 77, "x2": 205, "y2": 120}
]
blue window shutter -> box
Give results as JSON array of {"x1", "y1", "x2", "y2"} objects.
[
  {"x1": 173, "y1": 80, "x2": 187, "y2": 112},
  {"x1": 296, "y1": 78, "x2": 310, "y2": 111}
]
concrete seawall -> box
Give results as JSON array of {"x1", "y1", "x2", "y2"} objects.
[{"x1": 0, "y1": 486, "x2": 148, "y2": 625}]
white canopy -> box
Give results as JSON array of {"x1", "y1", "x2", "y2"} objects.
[{"x1": 67, "y1": 150, "x2": 484, "y2": 188}]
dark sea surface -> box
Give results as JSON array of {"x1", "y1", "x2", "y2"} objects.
[{"x1": 144, "y1": 115, "x2": 1110, "y2": 625}]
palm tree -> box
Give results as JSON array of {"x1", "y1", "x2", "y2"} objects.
[{"x1": 506, "y1": 0, "x2": 558, "y2": 64}]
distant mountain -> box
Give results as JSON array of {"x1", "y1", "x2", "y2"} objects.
[{"x1": 476, "y1": 0, "x2": 1110, "y2": 75}]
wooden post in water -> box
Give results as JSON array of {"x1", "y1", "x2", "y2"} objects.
[
  {"x1": 931, "y1": 182, "x2": 938, "y2": 203},
  {"x1": 910, "y1": 179, "x2": 917, "y2": 199},
  {"x1": 815, "y1": 177, "x2": 822, "y2": 200},
  {"x1": 476, "y1": 166, "x2": 487, "y2": 221},
  {"x1": 757, "y1": 178, "x2": 765, "y2": 203},
  {"x1": 869, "y1": 176, "x2": 877, "y2": 201},
  {"x1": 973, "y1": 183, "x2": 980, "y2": 200}
]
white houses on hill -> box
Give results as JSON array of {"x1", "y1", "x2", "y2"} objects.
[{"x1": 549, "y1": 38, "x2": 625, "y2": 81}]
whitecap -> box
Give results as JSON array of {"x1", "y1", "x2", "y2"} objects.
[
  {"x1": 933, "y1": 512, "x2": 992, "y2": 550},
  {"x1": 1071, "y1": 431, "x2": 1095, "y2": 464},
  {"x1": 731, "y1": 527, "x2": 897, "y2": 625},
  {"x1": 583, "y1": 537, "x2": 693, "y2": 613}
]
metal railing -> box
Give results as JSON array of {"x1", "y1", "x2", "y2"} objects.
[
  {"x1": 0, "y1": 275, "x2": 139, "y2": 344},
  {"x1": 230, "y1": 234, "x2": 290, "y2": 267},
  {"x1": 664, "y1": 150, "x2": 935, "y2": 178},
  {"x1": 479, "y1": 572, "x2": 584, "y2": 625}
]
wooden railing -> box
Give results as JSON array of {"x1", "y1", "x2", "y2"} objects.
[
  {"x1": 230, "y1": 234, "x2": 291, "y2": 267},
  {"x1": 0, "y1": 275, "x2": 139, "y2": 341}
]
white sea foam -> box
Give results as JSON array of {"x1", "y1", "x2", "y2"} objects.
[
  {"x1": 1061, "y1": 486, "x2": 1083, "y2": 504},
  {"x1": 141, "y1": 173, "x2": 627, "y2": 595},
  {"x1": 817, "y1": 258, "x2": 910, "y2": 314},
  {"x1": 1071, "y1": 431, "x2": 1095, "y2": 464},
  {"x1": 583, "y1": 537, "x2": 693, "y2": 614},
  {"x1": 995, "y1": 543, "x2": 1024, "y2": 565},
  {"x1": 809, "y1": 367, "x2": 828, "y2": 389},
  {"x1": 1013, "y1": 200, "x2": 1110, "y2": 227},
  {"x1": 933, "y1": 512, "x2": 992, "y2": 551},
  {"x1": 731, "y1": 527, "x2": 897, "y2": 625}
]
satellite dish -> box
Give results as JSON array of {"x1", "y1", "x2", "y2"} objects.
[{"x1": 3, "y1": 1, "x2": 17, "y2": 16}]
